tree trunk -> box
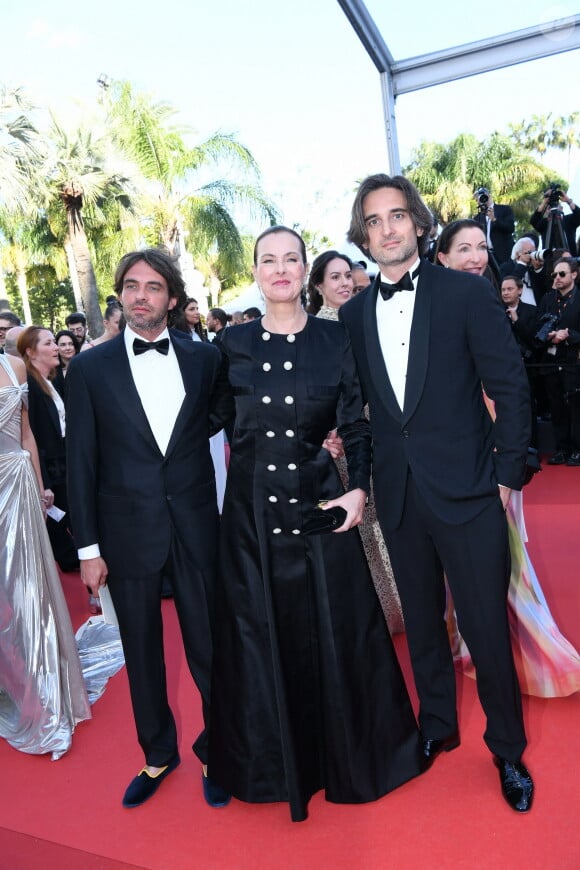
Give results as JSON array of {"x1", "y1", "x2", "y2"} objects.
[
  {"x1": 66, "y1": 218, "x2": 104, "y2": 338},
  {"x1": 15, "y1": 260, "x2": 32, "y2": 326},
  {"x1": 64, "y1": 240, "x2": 84, "y2": 312}
]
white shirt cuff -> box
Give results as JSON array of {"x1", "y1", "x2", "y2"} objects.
[{"x1": 78, "y1": 544, "x2": 101, "y2": 560}]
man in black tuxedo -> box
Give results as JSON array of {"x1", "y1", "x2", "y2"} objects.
[
  {"x1": 502, "y1": 275, "x2": 540, "y2": 450},
  {"x1": 66, "y1": 249, "x2": 232, "y2": 809},
  {"x1": 340, "y1": 174, "x2": 534, "y2": 812},
  {"x1": 536, "y1": 257, "x2": 580, "y2": 466}
]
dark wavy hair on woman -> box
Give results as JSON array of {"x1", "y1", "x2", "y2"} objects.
[
  {"x1": 435, "y1": 218, "x2": 499, "y2": 292},
  {"x1": 306, "y1": 250, "x2": 352, "y2": 315}
]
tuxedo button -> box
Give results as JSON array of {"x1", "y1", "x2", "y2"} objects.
[
  {"x1": 166, "y1": 495, "x2": 173, "y2": 501},
  {"x1": 402, "y1": 429, "x2": 409, "y2": 438}
]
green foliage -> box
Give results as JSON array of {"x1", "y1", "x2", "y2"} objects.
[
  {"x1": 3, "y1": 266, "x2": 75, "y2": 330},
  {"x1": 404, "y1": 130, "x2": 560, "y2": 227}
]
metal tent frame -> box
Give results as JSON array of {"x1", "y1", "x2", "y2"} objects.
[{"x1": 337, "y1": 1, "x2": 580, "y2": 173}]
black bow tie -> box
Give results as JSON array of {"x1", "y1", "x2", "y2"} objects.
[
  {"x1": 379, "y1": 269, "x2": 417, "y2": 301},
  {"x1": 133, "y1": 337, "x2": 170, "y2": 356}
]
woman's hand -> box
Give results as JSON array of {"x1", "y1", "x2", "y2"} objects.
[
  {"x1": 322, "y1": 488, "x2": 367, "y2": 532},
  {"x1": 43, "y1": 489, "x2": 55, "y2": 509},
  {"x1": 322, "y1": 429, "x2": 345, "y2": 460}
]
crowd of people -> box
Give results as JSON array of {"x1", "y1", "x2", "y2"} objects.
[{"x1": 1, "y1": 176, "x2": 580, "y2": 824}]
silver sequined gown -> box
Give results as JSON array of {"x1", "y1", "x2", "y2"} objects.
[
  {"x1": 317, "y1": 306, "x2": 404, "y2": 633},
  {"x1": 0, "y1": 355, "x2": 90, "y2": 759}
]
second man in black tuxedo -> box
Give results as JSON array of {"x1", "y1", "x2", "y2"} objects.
[
  {"x1": 66, "y1": 249, "x2": 232, "y2": 809},
  {"x1": 340, "y1": 174, "x2": 534, "y2": 812}
]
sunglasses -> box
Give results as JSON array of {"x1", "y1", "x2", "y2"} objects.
[{"x1": 551, "y1": 270, "x2": 569, "y2": 279}]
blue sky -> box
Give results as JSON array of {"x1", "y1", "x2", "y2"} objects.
[{"x1": 3, "y1": 0, "x2": 579, "y2": 247}]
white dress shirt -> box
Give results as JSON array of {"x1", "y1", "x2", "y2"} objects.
[
  {"x1": 376, "y1": 258, "x2": 421, "y2": 412},
  {"x1": 124, "y1": 325, "x2": 185, "y2": 455}
]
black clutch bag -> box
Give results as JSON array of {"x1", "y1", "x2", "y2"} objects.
[{"x1": 301, "y1": 503, "x2": 347, "y2": 535}]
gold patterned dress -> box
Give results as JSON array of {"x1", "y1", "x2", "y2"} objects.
[
  {"x1": 0, "y1": 354, "x2": 90, "y2": 758},
  {"x1": 317, "y1": 305, "x2": 404, "y2": 633}
]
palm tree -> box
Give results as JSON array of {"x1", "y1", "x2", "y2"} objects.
[
  {"x1": 551, "y1": 113, "x2": 580, "y2": 180},
  {"x1": 0, "y1": 85, "x2": 44, "y2": 312},
  {"x1": 405, "y1": 132, "x2": 557, "y2": 227},
  {"x1": 42, "y1": 114, "x2": 141, "y2": 336},
  {"x1": 105, "y1": 81, "x2": 279, "y2": 294},
  {"x1": 0, "y1": 85, "x2": 42, "y2": 211}
]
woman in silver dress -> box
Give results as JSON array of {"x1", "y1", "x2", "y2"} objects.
[
  {"x1": 307, "y1": 250, "x2": 404, "y2": 633},
  {"x1": 0, "y1": 352, "x2": 90, "y2": 758}
]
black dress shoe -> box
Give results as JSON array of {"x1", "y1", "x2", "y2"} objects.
[
  {"x1": 565, "y1": 451, "x2": 580, "y2": 466},
  {"x1": 202, "y1": 771, "x2": 231, "y2": 808},
  {"x1": 122, "y1": 755, "x2": 180, "y2": 808},
  {"x1": 422, "y1": 732, "x2": 460, "y2": 766},
  {"x1": 547, "y1": 451, "x2": 568, "y2": 465},
  {"x1": 494, "y1": 756, "x2": 534, "y2": 812}
]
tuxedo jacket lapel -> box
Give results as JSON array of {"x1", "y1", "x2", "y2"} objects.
[
  {"x1": 100, "y1": 334, "x2": 162, "y2": 456},
  {"x1": 165, "y1": 333, "x2": 202, "y2": 458},
  {"x1": 402, "y1": 263, "x2": 432, "y2": 424},
  {"x1": 364, "y1": 278, "x2": 402, "y2": 421}
]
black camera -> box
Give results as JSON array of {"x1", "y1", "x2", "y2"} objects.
[
  {"x1": 475, "y1": 187, "x2": 490, "y2": 214},
  {"x1": 535, "y1": 312, "x2": 559, "y2": 344},
  {"x1": 547, "y1": 182, "x2": 563, "y2": 209}
]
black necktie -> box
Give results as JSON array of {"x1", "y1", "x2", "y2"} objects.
[
  {"x1": 132, "y1": 337, "x2": 170, "y2": 356},
  {"x1": 379, "y1": 268, "x2": 417, "y2": 301}
]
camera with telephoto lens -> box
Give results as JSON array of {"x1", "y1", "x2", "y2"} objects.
[
  {"x1": 475, "y1": 187, "x2": 490, "y2": 214},
  {"x1": 547, "y1": 182, "x2": 563, "y2": 209},
  {"x1": 534, "y1": 312, "x2": 560, "y2": 344}
]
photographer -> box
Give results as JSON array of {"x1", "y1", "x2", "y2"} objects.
[
  {"x1": 473, "y1": 187, "x2": 515, "y2": 270},
  {"x1": 536, "y1": 257, "x2": 580, "y2": 465},
  {"x1": 499, "y1": 238, "x2": 544, "y2": 305},
  {"x1": 502, "y1": 276, "x2": 540, "y2": 448},
  {"x1": 531, "y1": 186, "x2": 580, "y2": 256}
]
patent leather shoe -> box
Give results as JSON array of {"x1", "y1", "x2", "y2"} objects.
[
  {"x1": 202, "y1": 770, "x2": 231, "y2": 808},
  {"x1": 565, "y1": 451, "x2": 580, "y2": 466},
  {"x1": 547, "y1": 451, "x2": 568, "y2": 465},
  {"x1": 494, "y1": 756, "x2": 534, "y2": 812},
  {"x1": 422, "y1": 732, "x2": 460, "y2": 766},
  {"x1": 122, "y1": 755, "x2": 180, "y2": 808}
]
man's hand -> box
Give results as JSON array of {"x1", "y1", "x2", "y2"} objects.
[
  {"x1": 80, "y1": 557, "x2": 109, "y2": 596},
  {"x1": 498, "y1": 485, "x2": 512, "y2": 511},
  {"x1": 548, "y1": 328, "x2": 569, "y2": 344}
]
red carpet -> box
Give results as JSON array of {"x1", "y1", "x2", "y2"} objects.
[{"x1": 2, "y1": 466, "x2": 579, "y2": 870}]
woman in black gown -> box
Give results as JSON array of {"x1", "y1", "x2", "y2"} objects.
[{"x1": 208, "y1": 226, "x2": 423, "y2": 822}]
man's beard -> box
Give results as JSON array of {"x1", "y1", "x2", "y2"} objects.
[
  {"x1": 125, "y1": 310, "x2": 168, "y2": 331},
  {"x1": 370, "y1": 239, "x2": 418, "y2": 269}
]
